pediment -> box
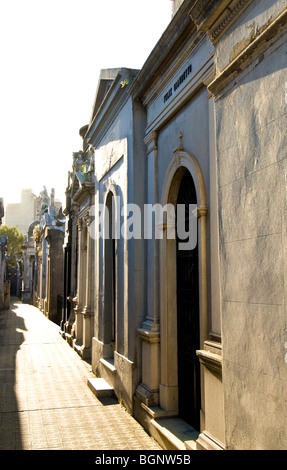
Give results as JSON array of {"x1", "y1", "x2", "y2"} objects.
[{"x1": 89, "y1": 69, "x2": 122, "y2": 123}]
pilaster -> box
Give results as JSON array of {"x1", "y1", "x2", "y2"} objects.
[
  {"x1": 74, "y1": 218, "x2": 84, "y2": 345},
  {"x1": 136, "y1": 130, "x2": 161, "y2": 408},
  {"x1": 142, "y1": 130, "x2": 160, "y2": 332},
  {"x1": 196, "y1": 341, "x2": 225, "y2": 450},
  {"x1": 82, "y1": 211, "x2": 95, "y2": 359}
]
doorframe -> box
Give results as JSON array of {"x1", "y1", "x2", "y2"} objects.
[
  {"x1": 102, "y1": 186, "x2": 118, "y2": 358},
  {"x1": 176, "y1": 170, "x2": 200, "y2": 428},
  {"x1": 159, "y1": 137, "x2": 208, "y2": 426}
]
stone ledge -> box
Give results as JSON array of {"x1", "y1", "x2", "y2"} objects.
[
  {"x1": 100, "y1": 357, "x2": 117, "y2": 373},
  {"x1": 196, "y1": 349, "x2": 222, "y2": 373},
  {"x1": 134, "y1": 395, "x2": 175, "y2": 419},
  {"x1": 196, "y1": 431, "x2": 225, "y2": 450},
  {"x1": 136, "y1": 383, "x2": 159, "y2": 408},
  {"x1": 138, "y1": 328, "x2": 160, "y2": 343},
  {"x1": 150, "y1": 417, "x2": 199, "y2": 451}
]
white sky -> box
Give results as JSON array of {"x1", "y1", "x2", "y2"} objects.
[{"x1": 0, "y1": 0, "x2": 172, "y2": 207}]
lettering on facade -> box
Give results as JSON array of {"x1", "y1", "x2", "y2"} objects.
[
  {"x1": 164, "y1": 64, "x2": 192, "y2": 103},
  {"x1": 164, "y1": 88, "x2": 173, "y2": 103}
]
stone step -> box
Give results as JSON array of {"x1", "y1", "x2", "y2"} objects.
[{"x1": 87, "y1": 377, "x2": 114, "y2": 398}]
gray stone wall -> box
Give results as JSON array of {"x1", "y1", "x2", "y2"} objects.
[
  {"x1": 216, "y1": 21, "x2": 287, "y2": 449},
  {"x1": 91, "y1": 83, "x2": 147, "y2": 413}
]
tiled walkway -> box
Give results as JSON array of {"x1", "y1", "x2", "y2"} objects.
[{"x1": 0, "y1": 299, "x2": 161, "y2": 450}]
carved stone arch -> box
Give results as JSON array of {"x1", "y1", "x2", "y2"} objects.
[
  {"x1": 159, "y1": 134, "x2": 208, "y2": 427},
  {"x1": 103, "y1": 181, "x2": 120, "y2": 239},
  {"x1": 161, "y1": 148, "x2": 207, "y2": 212},
  {"x1": 102, "y1": 182, "x2": 119, "y2": 356}
]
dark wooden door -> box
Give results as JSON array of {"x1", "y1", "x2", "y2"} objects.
[{"x1": 176, "y1": 171, "x2": 201, "y2": 429}]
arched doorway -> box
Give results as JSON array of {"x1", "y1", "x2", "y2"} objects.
[
  {"x1": 104, "y1": 191, "x2": 116, "y2": 352},
  {"x1": 159, "y1": 144, "x2": 207, "y2": 431},
  {"x1": 176, "y1": 170, "x2": 201, "y2": 429}
]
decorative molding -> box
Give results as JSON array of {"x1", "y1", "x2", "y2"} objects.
[
  {"x1": 197, "y1": 207, "x2": 208, "y2": 218},
  {"x1": 144, "y1": 131, "x2": 158, "y2": 155},
  {"x1": 173, "y1": 131, "x2": 184, "y2": 154},
  {"x1": 209, "y1": 0, "x2": 253, "y2": 44},
  {"x1": 189, "y1": 0, "x2": 223, "y2": 29},
  {"x1": 196, "y1": 349, "x2": 222, "y2": 373},
  {"x1": 208, "y1": 7, "x2": 287, "y2": 97},
  {"x1": 144, "y1": 54, "x2": 214, "y2": 138},
  {"x1": 161, "y1": 134, "x2": 207, "y2": 211},
  {"x1": 68, "y1": 295, "x2": 78, "y2": 309},
  {"x1": 138, "y1": 328, "x2": 160, "y2": 344},
  {"x1": 130, "y1": 0, "x2": 196, "y2": 101},
  {"x1": 87, "y1": 70, "x2": 138, "y2": 148},
  {"x1": 196, "y1": 431, "x2": 225, "y2": 450},
  {"x1": 83, "y1": 214, "x2": 92, "y2": 227},
  {"x1": 70, "y1": 202, "x2": 79, "y2": 219},
  {"x1": 77, "y1": 219, "x2": 83, "y2": 231},
  {"x1": 189, "y1": 0, "x2": 253, "y2": 45}
]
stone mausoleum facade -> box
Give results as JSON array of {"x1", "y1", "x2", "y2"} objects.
[
  {"x1": 32, "y1": 187, "x2": 65, "y2": 325},
  {"x1": 61, "y1": 0, "x2": 287, "y2": 451}
]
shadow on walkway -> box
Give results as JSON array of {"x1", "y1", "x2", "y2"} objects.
[
  {"x1": 0, "y1": 298, "x2": 26, "y2": 450},
  {"x1": 0, "y1": 298, "x2": 162, "y2": 451}
]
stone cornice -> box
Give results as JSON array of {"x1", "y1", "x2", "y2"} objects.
[
  {"x1": 189, "y1": 0, "x2": 254, "y2": 44},
  {"x1": 208, "y1": 7, "x2": 287, "y2": 97},
  {"x1": 189, "y1": 0, "x2": 228, "y2": 32},
  {"x1": 86, "y1": 69, "x2": 138, "y2": 147},
  {"x1": 130, "y1": 0, "x2": 197, "y2": 101},
  {"x1": 138, "y1": 328, "x2": 160, "y2": 344},
  {"x1": 196, "y1": 349, "x2": 222, "y2": 373},
  {"x1": 73, "y1": 181, "x2": 94, "y2": 201},
  {"x1": 87, "y1": 75, "x2": 127, "y2": 145},
  {"x1": 144, "y1": 131, "x2": 158, "y2": 154},
  {"x1": 209, "y1": 0, "x2": 253, "y2": 44}
]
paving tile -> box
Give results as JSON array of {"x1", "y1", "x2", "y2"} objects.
[{"x1": 0, "y1": 299, "x2": 161, "y2": 451}]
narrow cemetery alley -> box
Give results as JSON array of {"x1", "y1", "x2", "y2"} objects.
[{"x1": 0, "y1": 299, "x2": 161, "y2": 451}]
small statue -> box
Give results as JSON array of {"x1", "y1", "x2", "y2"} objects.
[
  {"x1": 40, "y1": 186, "x2": 49, "y2": 214},
  {"x1": 40, "y1": 186, "x2": 49, "y2": 205}
]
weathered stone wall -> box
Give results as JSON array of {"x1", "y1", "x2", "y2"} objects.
[
  {"x1": 91, "y1": 84, "x2": 147, "y2": 414},
  {"x1": 215, "y1": 0, "x2": 287, "y2": 73},
  {"x1": 215, "y1": 2, "x2": 287, "y2": 449}
]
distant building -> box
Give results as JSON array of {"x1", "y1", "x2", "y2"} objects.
[{"x1": 5, "y1": 189, "x2": 38, "y2": 236}]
